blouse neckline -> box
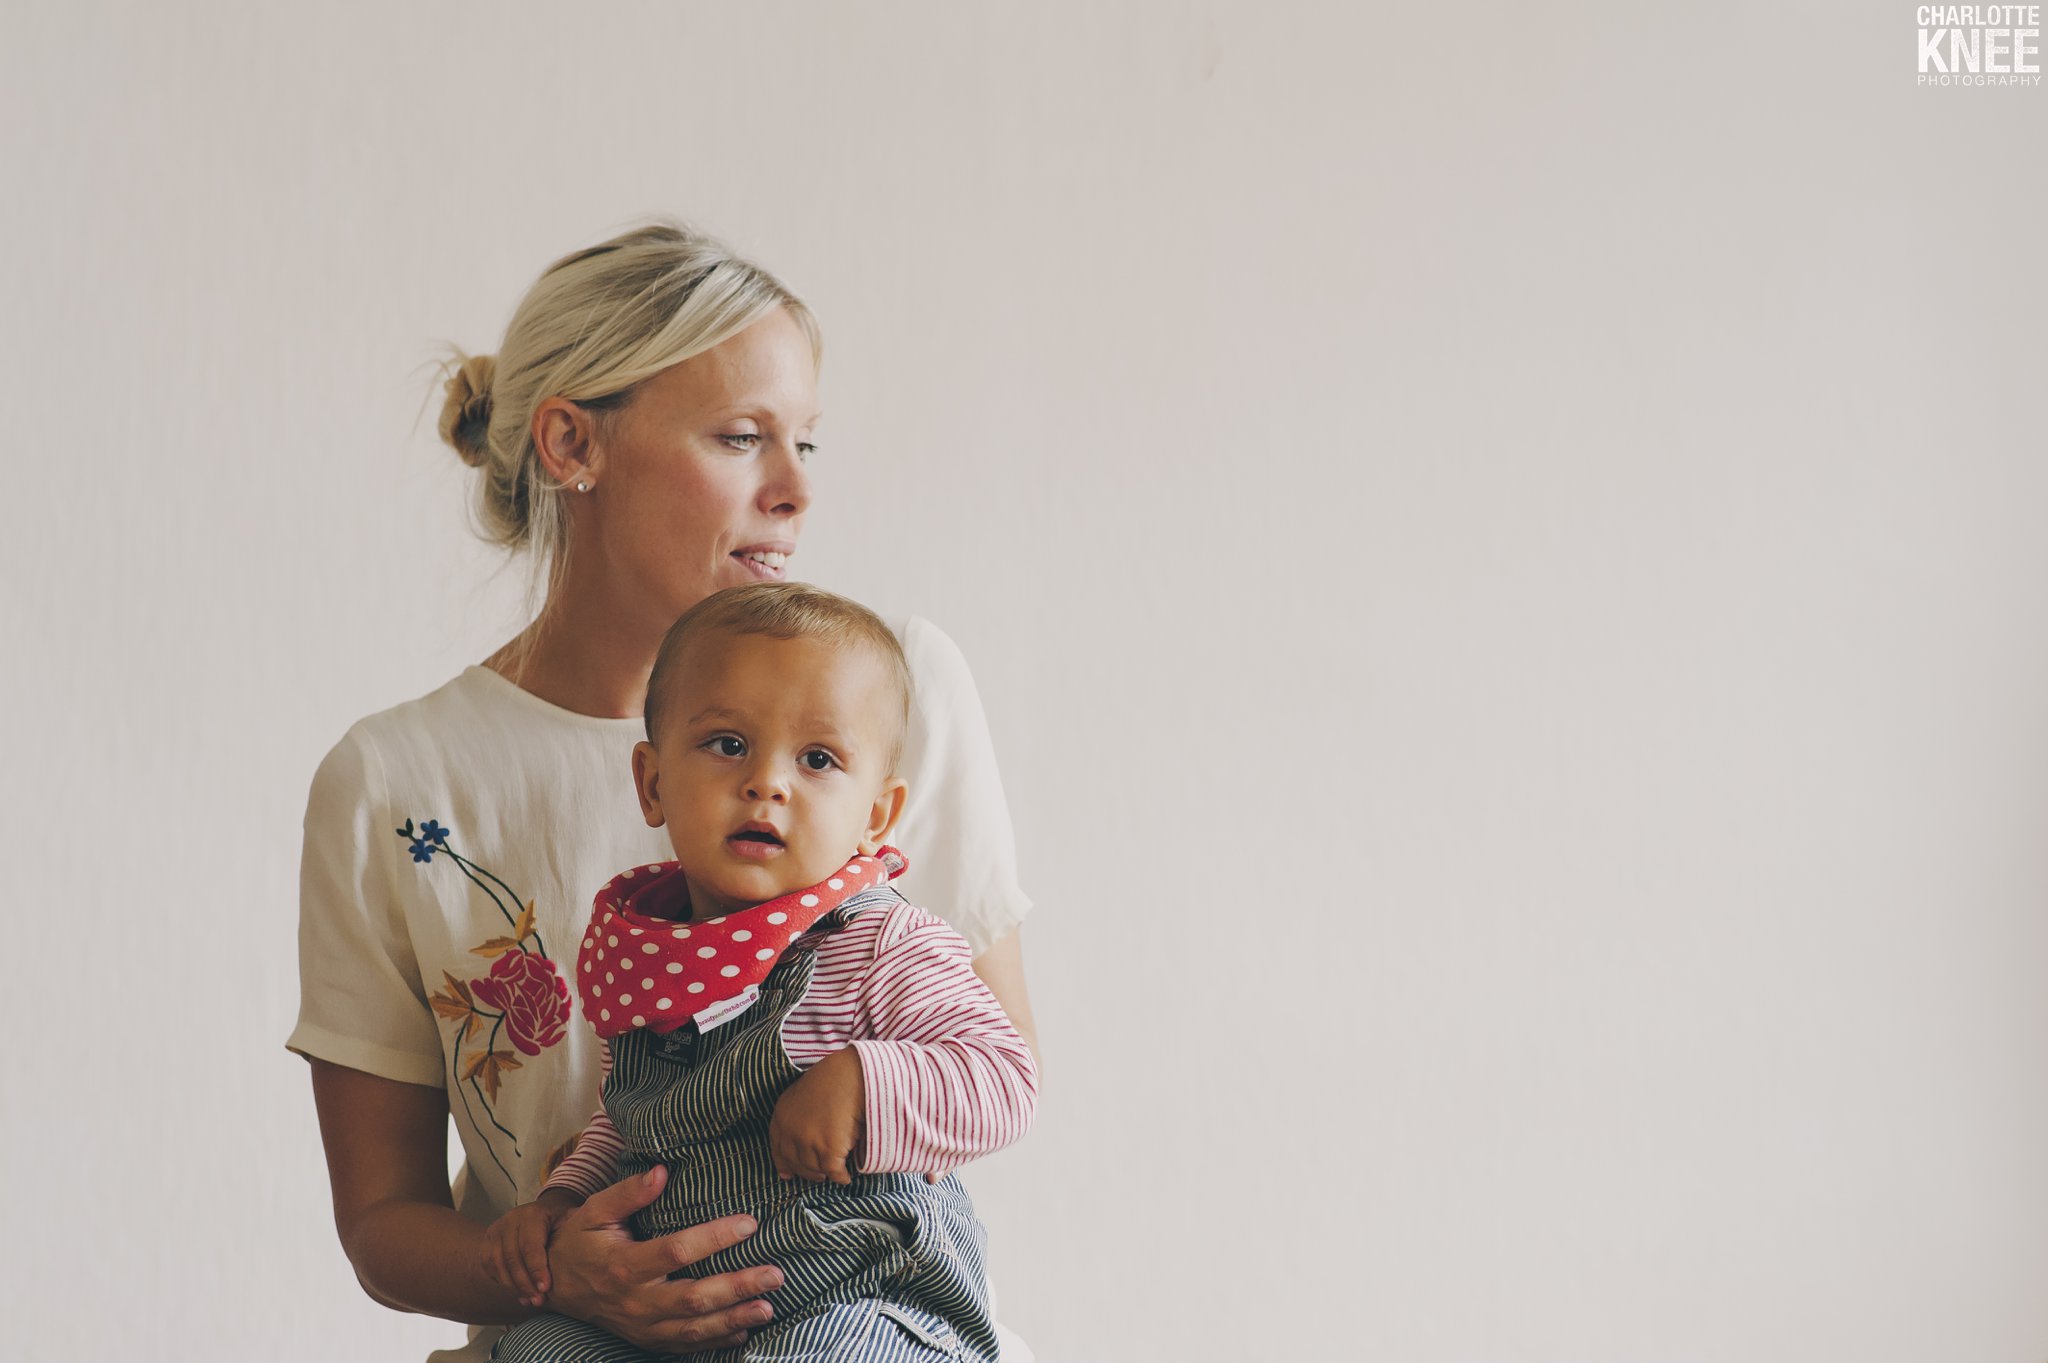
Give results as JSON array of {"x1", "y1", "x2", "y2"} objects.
[{"x1": 459, "y1": 664, "x2": 648, "y2": 733}]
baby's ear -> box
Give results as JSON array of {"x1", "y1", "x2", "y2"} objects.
[
  {"x1": 631, "y1": 740, "x2": 666, "y2": 828},
  {"x1": 858, "y1": 776, "x2": 908, "y2": 854}
]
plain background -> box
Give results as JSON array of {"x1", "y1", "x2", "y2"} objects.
[{"x1": 4, "y1": 2, "x2": 2045, "y2": 1360}]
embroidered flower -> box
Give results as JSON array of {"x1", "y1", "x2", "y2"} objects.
[
  {"x1": 470, "y1": 951, "x2": 570, "y2": 1056},
  {"x1": 419, "y1": 819, "x2": 450, "y2": 846},
  {"x1": 408, "y1": 837, "x2": 438, "y2": 864}
]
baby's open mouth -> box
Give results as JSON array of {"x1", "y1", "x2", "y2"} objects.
[
  {"x1": 724, "y1": 818, "x2": 778, "y2": 851},
  {"x1": 727, "y1": 823, "x2": 785, "y2": 858}
]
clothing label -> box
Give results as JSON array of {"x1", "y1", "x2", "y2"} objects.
[{"x1": 694, "y1": 984, "x2": 761, "y2": 1034}]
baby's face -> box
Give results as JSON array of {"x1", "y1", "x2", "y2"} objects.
[{"x1": 633, "y1": 632, "x2": 906, "y2": 920}]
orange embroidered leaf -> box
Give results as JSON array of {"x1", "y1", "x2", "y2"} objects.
[
  {"x1": 466, "y1": 1049, "x2": 522, "y2": 1103},
  {"x1": 513, "y1": 900, "x2": 538, "y2": 945},
  {"x1": 441, "y1": 971, "x2": 475, "y2": 1008},
  {"x1": 429, "y1": 990, "x2": 473, "y2": 1022},
  {"x1": 471, "y1": 937, "x2": 521, "y2": 958}
]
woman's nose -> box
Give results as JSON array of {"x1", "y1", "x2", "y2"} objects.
[{"x1": 760, "y1": 440, "x2": 812, "y2": 517}]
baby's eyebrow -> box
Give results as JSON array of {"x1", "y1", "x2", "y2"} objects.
[{"x1": 686, "y1": 705, "x2": 747, "y2": 726}]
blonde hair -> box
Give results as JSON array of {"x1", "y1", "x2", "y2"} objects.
[
  {"x1": 645, "y1": 583, "x2": 911, "y2": 766},
  {"x1": 436, "y1": 221, "x2": 820, "y2": 625}
]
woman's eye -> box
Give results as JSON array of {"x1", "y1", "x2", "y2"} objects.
[
  {"x1": 719, "y1": 433, "x2": 761, "y2": 451},
  {"x1": 703, "y1": 735, "x2": 746, "y2": 757},
  {"x1": 800, "y1": 749, "x2": 836, "y2": 772},
  {"x1": 796, "y1": 442, "x2": 817, "y2": 462}
]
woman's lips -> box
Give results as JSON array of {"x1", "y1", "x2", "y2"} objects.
[{"x1": 732, "y1": 548, "x2": 790, "y2": 580}]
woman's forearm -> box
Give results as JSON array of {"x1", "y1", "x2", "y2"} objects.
[
  {"x1": 309, "y1": 1059, "x2": 531, "y2": 1327},
  {"x1": 343, "y1": 1194, "x2": 533, "y2": 1326},
  {"x1": 309, "y1": 1058, "x2": 779, "y2": 1352}
]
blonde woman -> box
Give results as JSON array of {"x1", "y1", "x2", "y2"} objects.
[{"x1": 290, "y1": 224, "x2": 1039, "y2": 1362}]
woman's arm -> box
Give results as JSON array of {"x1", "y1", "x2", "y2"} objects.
[
  {"x1": 894, "y1": 618, "x2": 1038, "y2": 1053},
  {"x1": 972, "y1": 923, "x2": 1040, "y2": 1066},
  {"x1": 309, "y1": 1058, "x2": 542, "y2": 1323},
  {"x1": 308, "y1": 1059, "x2": 782, "y2": 1350}
]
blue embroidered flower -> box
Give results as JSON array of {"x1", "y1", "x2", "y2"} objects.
[
  {"x1": 420, "y1": 819, "x2": 450, "y2": 846},
  {"x1": 409, "y1": 837, "x2": 438, "y2": 864}
]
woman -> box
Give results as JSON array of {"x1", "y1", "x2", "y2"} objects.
[{"x1": 290, "y1": 223, "x2": 1039, "y2": 1362}]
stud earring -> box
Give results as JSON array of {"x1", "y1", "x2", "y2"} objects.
[{"x1": 576, "y1": 481, "x2": 590, "y2": 493}]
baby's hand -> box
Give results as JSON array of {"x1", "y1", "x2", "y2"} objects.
[
  {"x1": 769, "y1": 1047, "x2": 865, "y2": 1184},
  {"x1": 482, "y1": 1188, "x2": 584, "y2": 1308}
]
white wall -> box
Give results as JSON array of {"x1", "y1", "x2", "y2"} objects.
[{"x1": 4, "y1": 3, "x2": 2045, "y2": 1360}]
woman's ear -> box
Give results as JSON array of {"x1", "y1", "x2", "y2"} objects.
[
  {"x1": 631, "y1": 740, "x2": 666, "y2": 828},
  {"x1": 858, "y1": 777, "x2": 909, "y2": 855},
  {"x1": 531, "y1": 396, "x2": 601, "y2": 490}
]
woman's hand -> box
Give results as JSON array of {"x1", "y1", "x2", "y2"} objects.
[
  {"x1": 310, "y1": 1060, "x2": 779, "y2": 1347},
  {"x1": 545, "y1": 1164, "x2": 785, "y2": 1354}
]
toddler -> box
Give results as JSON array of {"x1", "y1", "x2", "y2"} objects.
[{"x1": 486, "y1": 582, "x2": 1037, "y2": 1363}]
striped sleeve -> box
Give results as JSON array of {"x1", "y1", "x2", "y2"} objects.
[
  {"x1": 541, "y1": 1040, "x2": 626, "y2": 1200},
  {"x1": 845, "y1": 903, "x2": 1039, "y2": 1174}
]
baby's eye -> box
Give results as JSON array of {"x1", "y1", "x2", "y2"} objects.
[
  {"x1": 719, "y1": 433, "x2": 762, "y2": 452},
  {"x1": 799, "y1": 749, "x2": 837, "y2": 772},
  {"x1": 702, "y1": 735, "x2": 746, "y2": 758}
]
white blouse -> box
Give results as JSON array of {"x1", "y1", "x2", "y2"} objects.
[{"x1": 288, "y1": 616, "x2": 1030, "y2": 1363}]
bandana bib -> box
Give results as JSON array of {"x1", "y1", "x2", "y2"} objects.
[{"x1": 576, "y1": 847, "x2": 907, "y2": 1040}]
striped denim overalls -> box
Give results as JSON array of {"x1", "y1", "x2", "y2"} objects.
[{"x1": 496, "y1": 887, "x2": 998, "y2": 1363}]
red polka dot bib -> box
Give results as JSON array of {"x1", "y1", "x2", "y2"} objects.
[{"x1": 577, "y1": 847, "x2": 906, "y2": 1040}]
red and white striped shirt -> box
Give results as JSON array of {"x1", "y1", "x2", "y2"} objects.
[{"x1": 545, "y1": 898, "x2": 1036, "y2": 1196}]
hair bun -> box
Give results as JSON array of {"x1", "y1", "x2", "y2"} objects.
[{"x1": 438, "y1": 353, "x2": 497, "y2": 467}]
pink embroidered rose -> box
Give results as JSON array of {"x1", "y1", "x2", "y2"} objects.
[{"x1": 470, "y1": 951, "x2": 570, "y2": 1056}]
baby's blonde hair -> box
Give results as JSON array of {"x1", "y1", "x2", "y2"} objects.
[
  {"x1": 645, "y1": 583, "x2": 911, "y2": 768},
  {"x1": 436, "y1": 221, "x2": 819, "y2": 626}
]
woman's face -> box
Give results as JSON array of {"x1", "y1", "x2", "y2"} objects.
[{"x1": 585, "y1": 306, "x2": 820, "y2": 628}]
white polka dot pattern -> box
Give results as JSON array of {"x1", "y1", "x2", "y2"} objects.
[{"x1": 573, "y1": 849, "x2": 908, "y2": 1040}]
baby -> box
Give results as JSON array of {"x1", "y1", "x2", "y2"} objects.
[{"x1": 486, "y1": 582, "x2": 1037, "y2": 1363}]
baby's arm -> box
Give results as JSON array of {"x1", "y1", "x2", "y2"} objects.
[
  {"x1": 541, "y1": 1037, "x2": 628, "y2": 1200},
  {"x1": 479, "y1": 1041, "x2": 626, "y2": 1305},
  {"x1": 770, "y1": 903, "x2": 1038, "y2": 1182},
  {"x1": 848, "y1": 904, "x2": 1039, "y2": 1173}
]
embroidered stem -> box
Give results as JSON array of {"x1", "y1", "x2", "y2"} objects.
[
  {"x1": 445, "y1": 850, "x2": 551, "y2": 958},
  {"x1": 448, "y1": 1041, "x2": 515, "y2": 1188},
  {"x1": 442, "y1": 851, "x2": 517, "y2": 928},
  {"x1": 470, "y1": 1077, "x2": 523, "y2": 1159}
]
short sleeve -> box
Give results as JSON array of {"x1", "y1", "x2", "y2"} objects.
[
  {"x1": 891, "y1": 618, "x2": 1032, "y2": 957},
  {"x1": 284, "y1": 725, "x2": 446, "y2": 1088}
]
